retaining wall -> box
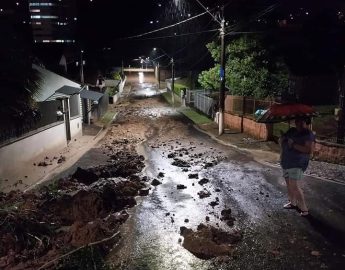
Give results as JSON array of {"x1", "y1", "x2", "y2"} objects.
[
  {"x1": 224, "y1": 113, "x2": 273, "y2": 140},
  {"x1": 313, "y1": 140, "x2": 345, "y2": 165}
]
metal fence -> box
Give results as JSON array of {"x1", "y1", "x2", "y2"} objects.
[
  {"x1": 195, "y1": 92, "x2": 216, "y2": 117},
  {"x1": 186, "y1": 90, "x2": 217, "y2": 117},
  {"x1": 186, "y1": 89, "x2": 210, "y2": 105},
  {"x1": 0, "y1": 100, "x2": 62, "y2": 145},
  {"x1": 185, "y1": 91, "x2": 277, "y2": 120}
]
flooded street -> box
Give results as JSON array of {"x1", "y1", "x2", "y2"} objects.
[{"x1": 106, "y1": 75, "x2": 345, "y2": 269}]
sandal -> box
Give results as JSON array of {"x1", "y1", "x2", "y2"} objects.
[
  {"x1": 283, "y1": 202, "x2": 297, "y2": 209},
  {"x1": 300, "y1": 210, "x2": 309, "y2": 217}
]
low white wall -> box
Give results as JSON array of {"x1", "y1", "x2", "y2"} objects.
[
  {"x1": 119, "y1": 77, "x2": 126, "y2": 93},
  {"x1": 70, "y1": 117, "x2": 83, "y2": 139},
  {"x1": 0, "y1": 123, "x2": 67, "y2": 176}
]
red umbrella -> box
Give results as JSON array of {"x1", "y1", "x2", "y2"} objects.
[{"x1": 256, "y1": 103, "x2": 318, "y2": 123}]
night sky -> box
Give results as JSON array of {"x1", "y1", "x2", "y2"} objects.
[
  {"x1": 2, "y1": 0, "x2": 345, "y2": 79},
  {"x1": 76, "y1": 0, "x2": 345, "y2": 74}
]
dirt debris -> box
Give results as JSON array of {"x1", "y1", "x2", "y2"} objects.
[
  {"x1": 0, "y1": 132, "x2": 146, "y2": 269},
  {"x1": 180, "y1": 223, "x2": 242, "y2": 259}
]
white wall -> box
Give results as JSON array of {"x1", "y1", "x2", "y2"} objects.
[
  {"x1": 119, "y1": 77, "x2": 126, "y2": 93},
  {"x1": 0, "y1": 124, "x2": 67, "y2": 176},
  {"x1": 70, "y1": 117, "x2": 82, "y2": 139}
]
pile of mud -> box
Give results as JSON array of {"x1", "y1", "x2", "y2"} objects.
[
  {"x1": 0, "y1": 150, "x2": 146, "y2": 270},
  {"x1": 180, "y1": 223, "x2": 242, "y2": 259}
]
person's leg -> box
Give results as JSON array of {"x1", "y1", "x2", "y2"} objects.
[
  {"x1": 284, "y1": 177, "x2": 297, "y2": 207},
  {"x1": 283, "y1": 170, "x2": 296, "y2": 208},
  {"x1": 289, "y1": 178, "x2": 308, "y2": 215}
]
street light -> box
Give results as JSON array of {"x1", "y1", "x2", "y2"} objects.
[{"x1": 153, "y1": 48, "x2": 175, "y2": 106}]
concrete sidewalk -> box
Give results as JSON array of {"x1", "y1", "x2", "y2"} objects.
[
  {"x1": 0, "y1": 123, "x2": 107, "y2": 193},
  {"x1": 195, "y1": 121, "x2": 281, "y2": 165}
]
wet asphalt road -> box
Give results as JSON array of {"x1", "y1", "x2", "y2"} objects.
[
  {"x1": 59, "y1": 75, "x2": 345, "y2": 269},
  {"x1": 106, "y1": 76, "x2": 345, "y2": 270}
]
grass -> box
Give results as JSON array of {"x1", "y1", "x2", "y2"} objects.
[
  {"x1": 162, "y1": 91, "x2": 212, "y2": 125},
  {"x1": 272, "y1": 114, "x2": 338, "y2": 140},
  {"x1": 179, "y1": 107, "x2": 213, "y2": 125},
  {"x1": 173, "y1": 83, "x2": 188, "y2": 97},
  {"x1": 162, "y1": 92, "x2": 181, "y2": 107},
  {"x1": 314, "y1": 105, "x2": 336, "y2": 115}
]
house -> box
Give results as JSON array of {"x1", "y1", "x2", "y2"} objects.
[{"x1": 0, "y1": 64, "x2": 83, "y2": 178}]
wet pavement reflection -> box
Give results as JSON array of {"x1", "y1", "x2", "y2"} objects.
[{"x1": 108, "y1": 78, "x2": 345, "y2": 270}]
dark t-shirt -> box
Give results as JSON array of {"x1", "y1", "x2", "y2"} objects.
[{"x1": 280, "y1": 127, "x2": 315, "y2": 171}]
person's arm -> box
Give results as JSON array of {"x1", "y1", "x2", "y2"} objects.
[{"x1": 288, "y1": 138, "x2": 315, "y2": 154}]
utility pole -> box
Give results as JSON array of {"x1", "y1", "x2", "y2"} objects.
[
  {"x1": 193, "y1": 1, "x2": 226, "y2": 134},
  {"x1": 337, "y1": 67, "x2": 345, "y2": 144},
  {"x1": 218, "y1": 16, "x2": 226, "y2": 135},
  {"x1": 158, "y1": 62, "x2": 160, "y2": 89},
  {"x1": 80, "y1": 50, "x2": 84, "y2": 84},
  {"x1": 171, "y1": 57, "x2": 175, "y2": 106}
]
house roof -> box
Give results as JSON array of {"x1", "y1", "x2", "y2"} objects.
[
  {"x1": 104, "y1": 79, "x2": 120, "y2": 87},
  {"x1": 56, "y1": 85, "x2": 81, "y2": 95},
  {"x1": 32, "y1": 64, "x2": 81, "y2": 102},
  {"x1": 44, "y1": 85, "x2": 82, "y2": 101},
  {"x1": 80, "y1": 89, "x2": 104, "y2": 101}
]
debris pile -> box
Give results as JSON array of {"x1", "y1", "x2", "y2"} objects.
[
  {"x1": 180, "y1": 223, "x2": 242, "y2": 259},
  {"x1": 0, "y1": 149, "x2": 146, "y2": 269}
]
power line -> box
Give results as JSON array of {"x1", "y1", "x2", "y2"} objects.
[
  {"x1": 120, "y1": 10, "x2": 210, "y2": 40},
  {"x1": 136, "y1": 28, "x2": 218, "y2": 41},
  {"x1": 188, "y1": 32, "x2": 220, "y2": 69},
  {"x1": 195, "y1": 0, "x2": 220, "y2": 22},
  {"x1": 224, "y1": 3, "x2": 280, "y2": 35}
]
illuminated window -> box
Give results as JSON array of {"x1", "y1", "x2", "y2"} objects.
[
  {"x1": 29, "y1": 3, "x2": 55, "y2": 7},
  {"x1": 31, "y1": 15, "x2": 58, "y2": 19}
]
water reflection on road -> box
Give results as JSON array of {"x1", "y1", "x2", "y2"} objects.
[{"x1": 107, "y1": 79, "x2": 345, "y2": 270}]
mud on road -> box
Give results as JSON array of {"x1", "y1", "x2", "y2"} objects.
[
  {"x1": 107, "y1": 87, "x2": 345, "y2": 270},
  {"x1": 1, "y1": 80, "x2": 345, "y2": 270}
]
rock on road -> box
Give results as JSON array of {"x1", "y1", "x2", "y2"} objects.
[{"x1": 103, "y1": 74, "x2": 345, "y2": 270}]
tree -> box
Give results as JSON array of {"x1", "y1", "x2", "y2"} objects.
[
  {"x1": 198, "y1": 65, "x2": 220, "y2": 91},
  {"x1": 0, "y1": 17, "x2": 41, "y2": 128},
  {"x1": 198, "y1": 36, "x2": 289, "y2": 99}
]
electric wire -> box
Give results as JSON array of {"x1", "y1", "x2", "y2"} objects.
[
  {"x1": 136, "y1": 28, "x2": 219, "y2": 41},
  {"x1": 194, "y1": 0, "x2": 220, "y2": 23},
  {"x1": 188, "y1": 32, "x2": 220, "y2": 69},
  {"x1": 224, "y1": 3, "x2": 280, "y2": 36},
  {"x1": 120, "y1": 10, "x2": 211, "y2": 40}
]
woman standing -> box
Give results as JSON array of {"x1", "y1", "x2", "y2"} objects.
[{"x1": 279, "y1": 116, "x2": 315, "y2": 217}]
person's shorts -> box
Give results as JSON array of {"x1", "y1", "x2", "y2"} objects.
[{"x1": 283, "y1": 168, "x2": 304, "y2": 180}]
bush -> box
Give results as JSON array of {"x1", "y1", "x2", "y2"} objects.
[
  {"x1": 112, "y1": 72, "x2": 122, "y2": 81},
  {"x1": 173, "y1": 83, "x2": 188, "y2": 96},
  {"x1": 106, "y1": 86, "x2": 118, "y2": 97}
]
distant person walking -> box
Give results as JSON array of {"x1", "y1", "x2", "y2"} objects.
[{"x1": 279, "y1": 116, "x2": 315, "y2": 217}]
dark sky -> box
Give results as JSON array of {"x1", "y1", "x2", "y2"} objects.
[
  {"x1": 74, "y1": 0, "x2": 345, "y2": 70},
  {"x1": 3, "y1": 0, "x2": 344, "y2": 75},
  {"x1": 76, "y1": 0, "x2": 223, "y2": 68}
]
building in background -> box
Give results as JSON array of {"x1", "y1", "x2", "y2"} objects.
[{"x1": 28, "y1": 0, "x2": 77, "y2": 43}]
